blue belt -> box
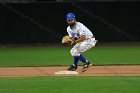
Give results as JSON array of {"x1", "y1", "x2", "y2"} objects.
[{"x1": 92, "y1": 36, "x2": 95, "y2": 38}]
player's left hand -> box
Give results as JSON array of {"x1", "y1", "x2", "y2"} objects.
[
  {"x1": 70, "y1": 40, "x2": 75, "y2": 46},
  {"x1": 62, "y1": 35, "x2": 75, "y2": 46}
]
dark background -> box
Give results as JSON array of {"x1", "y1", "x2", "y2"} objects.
[{"x1": 0, "y1": 1, "x2": 140, "y2": 44}]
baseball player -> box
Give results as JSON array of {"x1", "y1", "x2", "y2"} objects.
[{"x1": 66, "y1": 12, "x2": 97, "y2": 72}]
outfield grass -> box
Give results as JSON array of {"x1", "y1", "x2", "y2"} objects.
[
  {"x1": 0, "y1": 46, "x2": 140, "y2": 66},
  {"x1": 0, "y1": 76, "x2": 140, "y2": 93}
]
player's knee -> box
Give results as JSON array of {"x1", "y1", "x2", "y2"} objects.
[
  {"x1": 70, "y1": 50, "x2": 80, "y2": 56},
  {"x1": 71, "y1": 53, "x2": 80, "y2": 56},
  {"x1": 70, "y1": 49, "x2": 75, "y2": 56}
]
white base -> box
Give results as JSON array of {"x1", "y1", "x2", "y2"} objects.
[{"x1": 54, "y1": 71, "x2": 78, "y2": 75}]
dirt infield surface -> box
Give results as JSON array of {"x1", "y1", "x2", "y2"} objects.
[{"x1": 0, "y1": 65, "x2": 140, "y2": 77}]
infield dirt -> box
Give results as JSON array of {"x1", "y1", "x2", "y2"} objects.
[{"x1": 0, "y1": 65, "x2": 140, "y2": 77}]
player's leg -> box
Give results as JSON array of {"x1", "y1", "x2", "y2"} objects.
[
  {"x1": 78, "y1": 53, "x2": 92, "y2": 72},
  {"x1": 78, "y1": 38, "x2": 97, "y2": 53},
  {"x1": 77, "y1": 38, "x2": 96, "y2": 61},
  {"x1": 68, "y1": 43, "x2": 90, "y2": 71},
  {"x1": 77, "y1": 38, "x2": 97, "y2": 71},
  {"x1": 69, "y1": 50, "x2": 92, "y2": 71},
  {"x1": 67, "y1": 38, "x2": 97, "y2": 71},
  {"x1": 67, "y1": 56, "x2": 78, "y2": 71},
  {"x1": 67, "y1": 45, "x2": 79, "y2": 71}
]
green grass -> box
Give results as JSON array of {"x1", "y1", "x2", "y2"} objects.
[
  {"x1": 0, "y1": 46, "x2": 140, "y2": 67},
  {"x1": 0, "y1": 76, "x2": 140, "y2": 93},
  {"x1": 86, "y1": 46, "x2": 140, "y2": 65},
  {"x1": 0, "y1": 46, "x2": 140, "y2": 93}
]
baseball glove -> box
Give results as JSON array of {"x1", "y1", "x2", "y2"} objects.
[{"x1": 61, "y1": 35, "x2": 74, "y2": 46}]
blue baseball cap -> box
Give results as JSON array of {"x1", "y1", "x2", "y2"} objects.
[{"x1": 66, "y1": 13, "x2": 75, "y2": 21}]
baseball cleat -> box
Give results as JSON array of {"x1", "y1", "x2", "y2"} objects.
[
  {"x1": 82, "y1": 62, "x2": 92, "y2": 72},
  {"x1": 67, "y1": 64, "x2": 77, "y2": 71}
]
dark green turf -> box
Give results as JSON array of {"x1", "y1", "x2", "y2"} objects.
[
  {"x1": 0, "y1": 46, "x2": 140, "y2": 66},
  {"x1": 0, "y1": 76, "x2": 140, "y2": 93}
]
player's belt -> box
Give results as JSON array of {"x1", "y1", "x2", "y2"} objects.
[{"x1": 92, "y1": 36, "x2": 95, "y2": 38}]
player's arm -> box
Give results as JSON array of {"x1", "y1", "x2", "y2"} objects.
[{"x1": 75, "y1": 35, "x2": 86, "y2": 43}]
